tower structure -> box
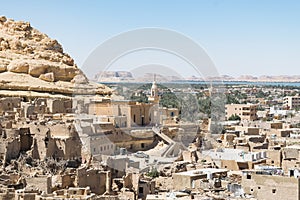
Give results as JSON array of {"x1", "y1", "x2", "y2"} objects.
[
  {"x1": 148, "y1": 74, "x2": 160, "y2": 125},
  {"x1": 148, "y1": 74, "x2": 159, "y2": 103}
]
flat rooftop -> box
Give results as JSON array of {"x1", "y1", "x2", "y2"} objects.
[{"x1": 175, "y1": 168, "x2": 228, "y2": 176}]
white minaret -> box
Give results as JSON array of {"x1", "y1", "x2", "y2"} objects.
[
  {"x1": 148, "y1": 74, "x2": 160, "y2": 125},
  {"x1": 149, "y1": 74, "x2": 159, "y2": 103}
]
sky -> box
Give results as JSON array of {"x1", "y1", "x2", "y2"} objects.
[{"x1": 1, "y1": 0, "x2": 300, "y2": 78}]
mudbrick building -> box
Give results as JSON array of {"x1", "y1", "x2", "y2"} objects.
[{"x1": 2, "y1": 16, "x2": 300, "y2": 200}]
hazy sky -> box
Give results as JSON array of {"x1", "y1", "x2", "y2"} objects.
[{"x1": 1, "y1": 0, "x2": 300, "y2": 77}]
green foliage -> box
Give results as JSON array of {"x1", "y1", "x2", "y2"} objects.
[
  {"x1": 126, "y1": 83, "x2": 180, "y2": 109},
  {"x1": 160, "y1": 91, "x2": 180, "y2": 108},
  {"x1": 228, "y1": 114, "x2": 241, "y2": 121},
  {"x1": 198, "y1": 97, "x2": 211, "y2": 116},
  {"x1": 147, "y1": 168, "x2": 159, "y2": 178},
  {"x1": 196, "y1": 92, "x2": 205, "y2": 98},
  {"x1": 294, "y1": 123, "x2": 300, "y2": 128},
  {"x1": 210, "y1": 121, "x2": 224, "y2": 134},
  {"x1": 225, "y1": 90, "x2": 248, "y2": 104},
  {"x1": 256, "y1": 90, "x2": 269, "y2": 98},
  {"x1": 181, "y1": 93, "x2": 201, "y2": 122},
  {"x1": 257, "y1": 105, "x2": 265, "y2": 111},
  {"x1": 235, "y1": 91, "x2": 247, "y2": 100},
  {"x1": 130, "y1": 92, "x2": 148, "y2": 103},
  {"x1": 226, "y1": 94, "x2": 240, "y2": 104},
  {"x1": 267, "y1": 96, "x2": 273, "y2": 101},
  {"x1": 135, "y1": 83, "x2": 154, "y2": 90}
]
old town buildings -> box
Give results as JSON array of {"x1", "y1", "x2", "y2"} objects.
[{"x1": 1, "y1": 81, "x2": 300, "y2": 199}]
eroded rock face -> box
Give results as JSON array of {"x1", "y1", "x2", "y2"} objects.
[
  {"x1": 0, "y1": 16, "x2": 112, "y2": 96},
  {"x1": 71, "y1": 74, "x2": 89, "y2": 84},
  {"x1": 39, "y1": 72, "x2": 55, "y2": 82},
  {"x1": 0, "y1": 16, "x2": 84, "y2": 82},
  {"x1": 7, "y1": 60, "x2": 29, "y2": 73},
  {"x1": 28, "y1": 63, "x2": 48, "y2": 77},
  {"x1": 0, "y1": 16, "x2": 7, "y2": 23},
  {"x1": 0, "y1": 60, "x2": 7, "y2": 72}
]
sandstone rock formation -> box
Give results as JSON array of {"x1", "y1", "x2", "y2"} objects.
[
  {"x1": 0, "y1": 16, "x2": 111, "y2": 96},
  {"x1": 39, "y1": 72, "x2": 54, "y2": 82}
]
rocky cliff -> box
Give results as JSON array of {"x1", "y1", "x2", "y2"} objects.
[{"x1": 0, "y1": 16, "x2": 111, "y2": 97}]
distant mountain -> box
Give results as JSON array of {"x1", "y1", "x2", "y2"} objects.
[
  {"x1": 92, "y1": 70, "x2": 300, "y2": 83},
  {"x1": 94, "y1": 71, "x2": 181, "y2": 82},
  {"x1": 234, "y1": 75, "x2": 300, "y2": 82},
  {"x1": 199, "y1": 75, "x2": 300, "y2": 82},
  {"x1": 94, "y1": 71, "x2": 134, "y2": 82}
]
